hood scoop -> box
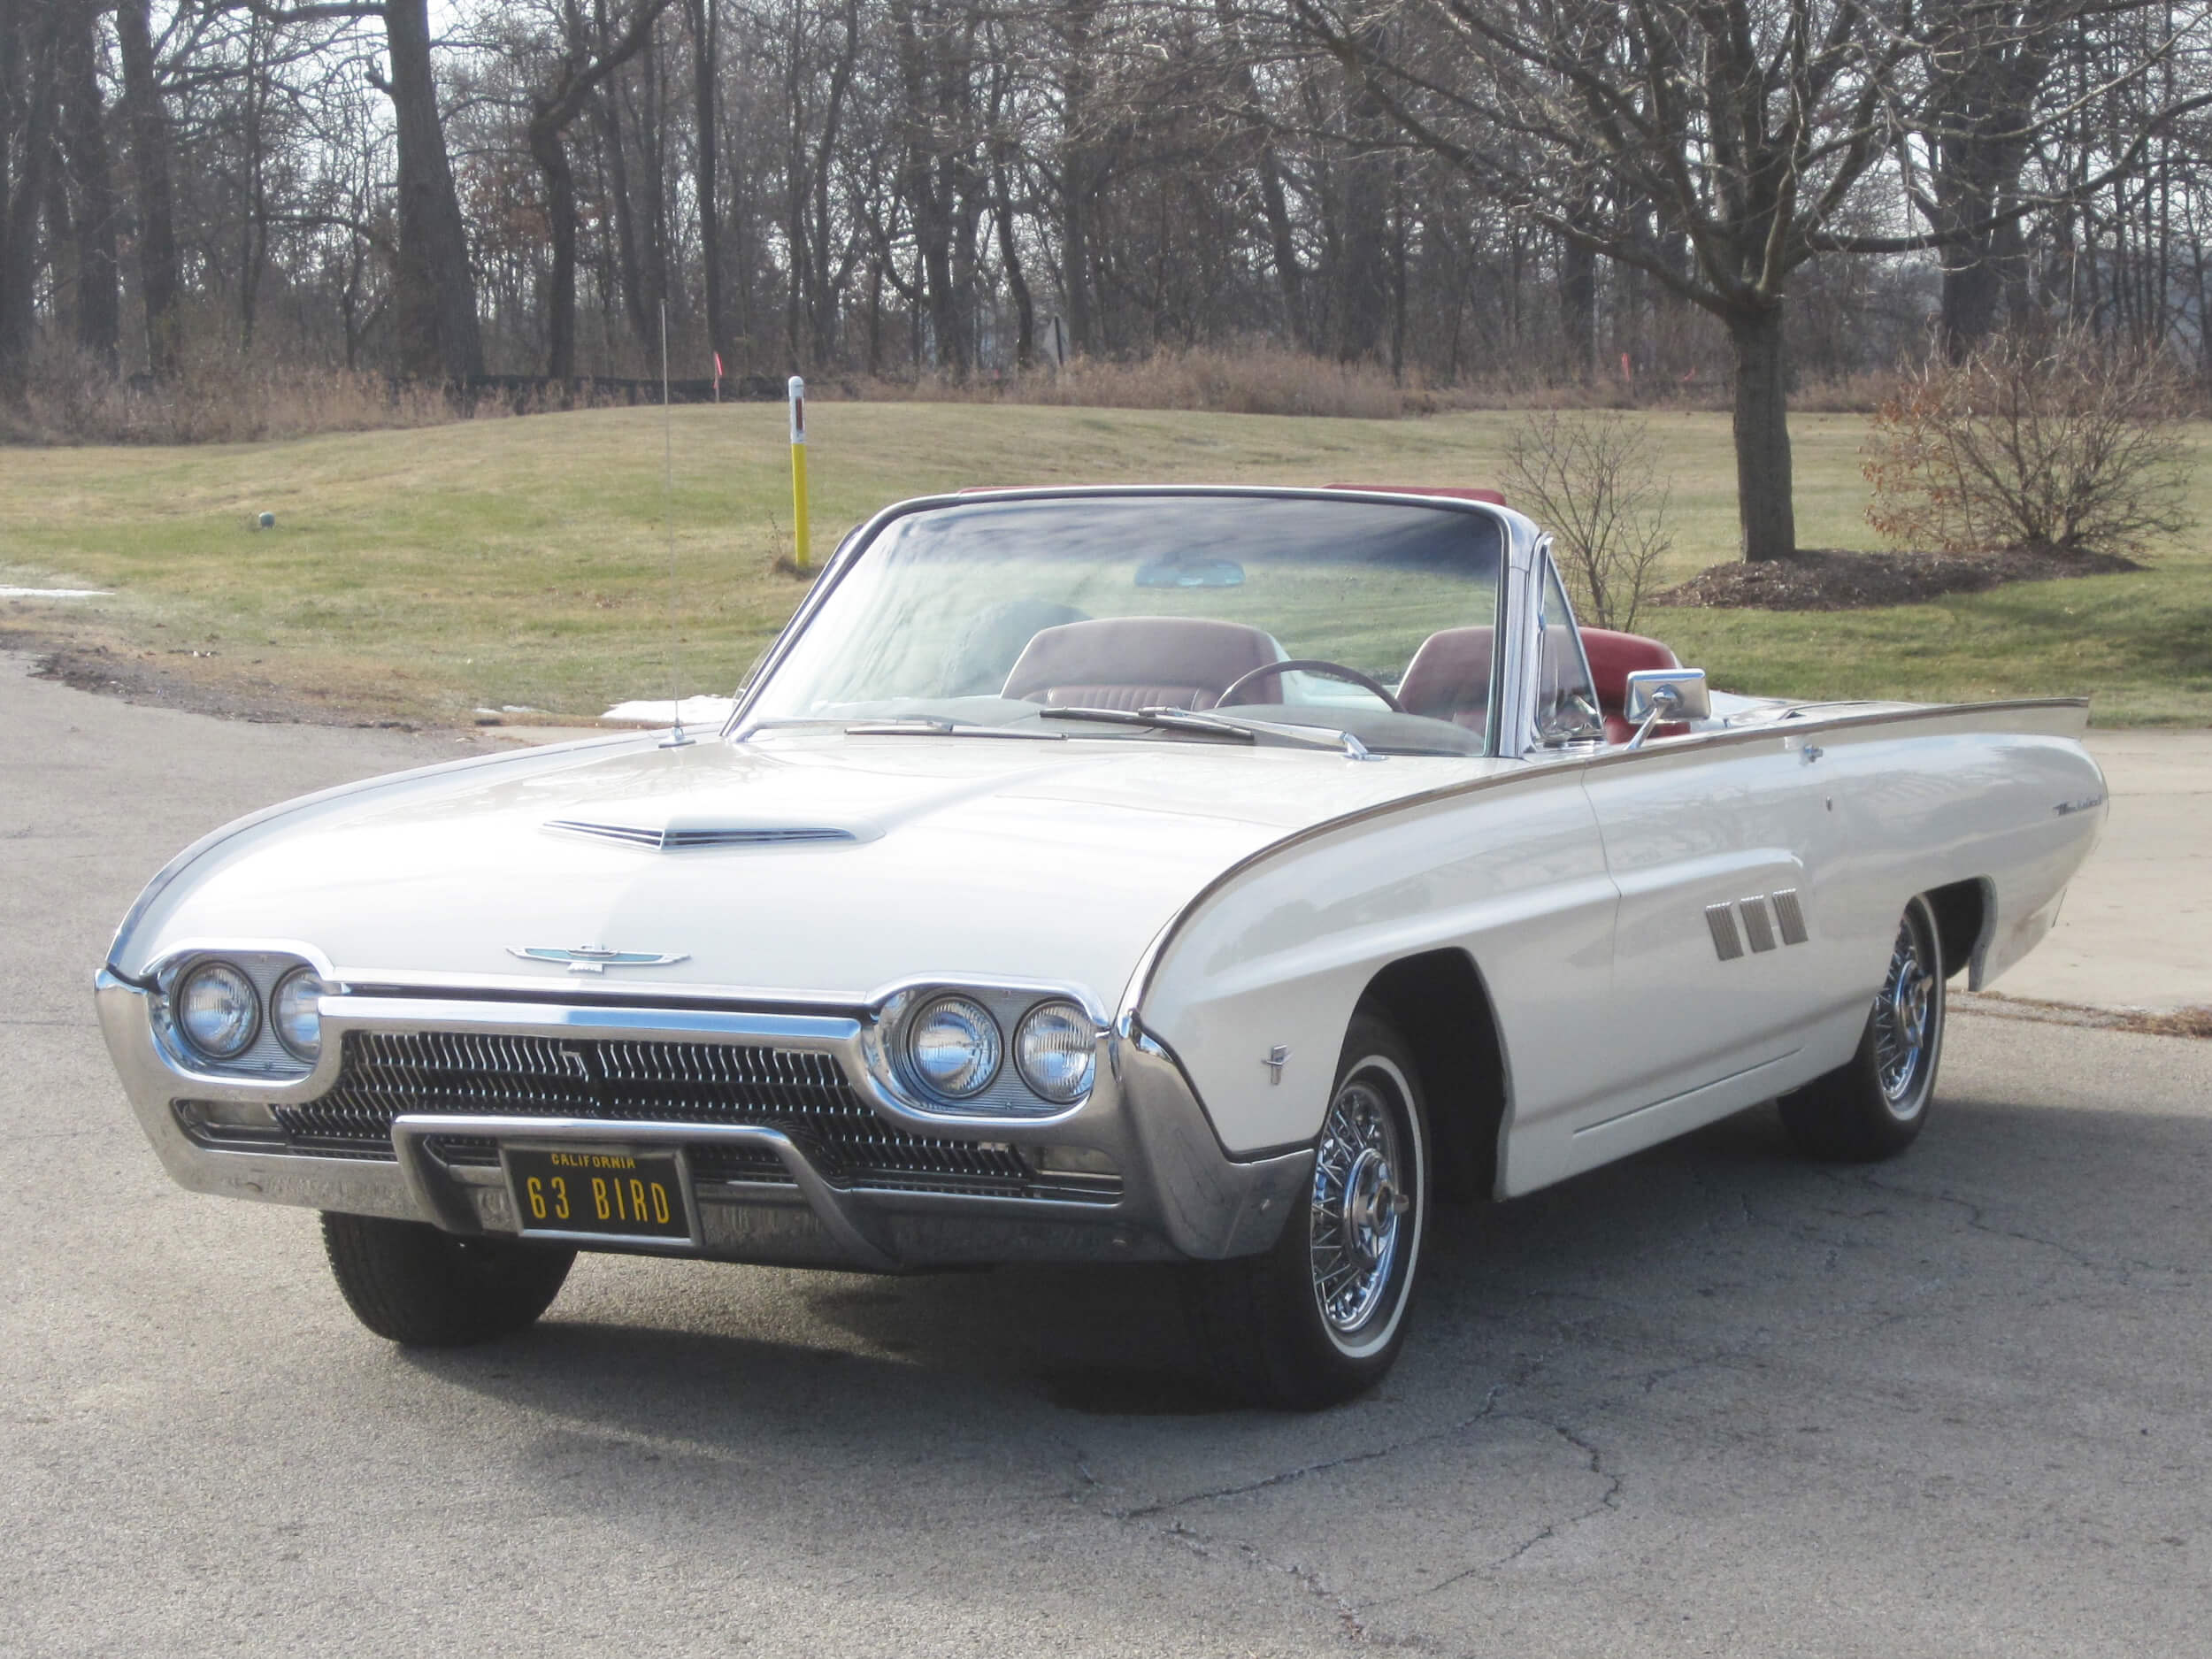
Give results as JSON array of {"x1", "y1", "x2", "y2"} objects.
[{"x1": 545, "y1": 816, "x2": 864, "y2": 851}]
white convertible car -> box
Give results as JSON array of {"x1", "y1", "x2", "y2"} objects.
[{"x1": 97, "y1": 486, "x2": 2106, "y2": 1407}]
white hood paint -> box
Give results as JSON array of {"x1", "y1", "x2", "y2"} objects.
[{"x1": 119, "y1": 731, "x2": 1504, "y2": 1007}]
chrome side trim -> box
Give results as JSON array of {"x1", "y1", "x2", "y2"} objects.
[{"x1": 1116, "y1": 695, "x2": 2093, "y2": 1029}]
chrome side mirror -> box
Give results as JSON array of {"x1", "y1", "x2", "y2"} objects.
[{"x1": 1623, "y1": 668, "x2": 1710, "y2": 749}]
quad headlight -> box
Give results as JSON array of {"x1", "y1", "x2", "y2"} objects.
[
  {"x1": 904, "y1": 995, "x2": 1002, "y2": 1099},
  {"x1": 1014, "y1": 1000, "x2": 1096, "y2": 1103},
  {"x1": 176, "y1": 961, "x2": 260, "y2": 1060},
  {"x1": 271, "y1": 966, "x2": 326, "y2": 1063}
]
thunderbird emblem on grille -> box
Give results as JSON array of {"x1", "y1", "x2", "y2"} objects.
[{"x1": 509, "y1": 944, "x2": 691, "y2": 973}]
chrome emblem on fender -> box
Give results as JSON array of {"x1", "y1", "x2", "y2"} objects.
[{"x1": 508, "y1": 944, "x2": 691, "y2": 974}]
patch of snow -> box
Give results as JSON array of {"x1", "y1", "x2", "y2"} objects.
[
  {"x1": 602, "y1": 695, "x2": 736, "y2": 726},
  {"x1": 1, "y1": 587, "x2": 111, "y2": 599}
]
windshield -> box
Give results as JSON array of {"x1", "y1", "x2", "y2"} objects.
[{"x1": 739, "y1": 492, "x2": 1507, "y2": 757}]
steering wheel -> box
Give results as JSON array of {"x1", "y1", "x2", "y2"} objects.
[{"x1": 1216, "y1": 658, "x2": 1406, "y2": 714}]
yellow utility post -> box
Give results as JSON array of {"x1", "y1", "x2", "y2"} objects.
[{"x1": 788, "y1": 374, "x2": 810, "y2": 570}]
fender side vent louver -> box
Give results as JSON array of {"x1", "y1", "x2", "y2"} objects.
[{"x1": 546, "y1": 818, "x2": 857, "y2": 850}]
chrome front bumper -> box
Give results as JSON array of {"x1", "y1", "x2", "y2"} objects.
[{"x1": 94, "y1": 972, "x2": 1309, "y2": 1271}]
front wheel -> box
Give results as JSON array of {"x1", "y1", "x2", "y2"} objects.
[
  {"x1": 1778, "y1": 894, "x2": 1947, "y2": 1162},
  {"x1": 1186, "y1": 1012, "x2": 1430, "y2": 1409},
  {"x1": 321, "y1": 1212, "x2": 575, "y2": 1346}
]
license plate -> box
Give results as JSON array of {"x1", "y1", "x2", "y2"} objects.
[{"x1": 503, "y1": 1145, "x2": 694, "y2": 1243}]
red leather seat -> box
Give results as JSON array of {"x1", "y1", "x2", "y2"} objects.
[
  {"x1": 1397, "y1": 626, "x2": 1494, "y2": 730},
  {"x1": 1001, "y1": 617, "x2": 1283, "y2": 710},
  {"x1": 1579, "y1": 628, "x2": 1681, "y2": 743}
]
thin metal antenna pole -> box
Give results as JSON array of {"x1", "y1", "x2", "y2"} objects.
[{"x1": 659, "y1": 298, "x2": 693, "y2": 749}]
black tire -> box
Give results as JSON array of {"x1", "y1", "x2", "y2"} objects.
[
  {"x1": 1186, "y1": 1012, "x2": 1431, "y2": 1409},
  {"x1": 321, "y1": 1212, "x2": 574, "y2": 1346},
  {"x1": 1778, "y1": 893, "x2": 1947, "y2": 1162}
]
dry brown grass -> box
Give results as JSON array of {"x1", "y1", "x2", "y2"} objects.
[{"x1": 7, "y1": 339, "x2": 457, "y2": 445}]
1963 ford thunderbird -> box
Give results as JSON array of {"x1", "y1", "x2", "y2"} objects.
[{"x1": 96, "y1": 486, "x2": 2106, "y2": 1407}]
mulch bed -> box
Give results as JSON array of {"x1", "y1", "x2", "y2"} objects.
[{"x1": 1648, "y1": 545, "x2": 2141, "y2": 611}]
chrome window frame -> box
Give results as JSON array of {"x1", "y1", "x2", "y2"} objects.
[{"x1": 720, "y1": 484, "x2": 1520, "y2": 758}]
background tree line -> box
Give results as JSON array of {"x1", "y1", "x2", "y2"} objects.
[{"x1": 3, "y1": 0, "x2": 2209, "y2": 557}]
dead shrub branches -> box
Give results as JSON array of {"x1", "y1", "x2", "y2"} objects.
[
  {"x1": 1502, "y1": 411, "x2": 1673, "y2": 630},
  {"x1": 1863, "y1": 329, "x2": 2195, "y2": 558}
]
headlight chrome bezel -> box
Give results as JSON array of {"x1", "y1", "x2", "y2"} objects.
[
  {"x1": 902, "y1": 994, "x2": 1004, "y2": 1101},
  {"x1": 148, "y1": 945, "x2": 339, "y2": 1080},
  {"x1": 868, "y1": 981, "x2": 1106, "y2": 1117},
  {"x1": 269, "y1": 965, "x2": 327, "y2": 1064},
  {"x1": 1013, "y1": 999, "x2": 1098, "y2": 1104},
  {"x1": 176, "y1": 961, "x2": 262, "y2": 1061}
]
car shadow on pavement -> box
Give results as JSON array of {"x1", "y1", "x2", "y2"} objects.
[{"x1": 396, "y1": 1088, "x2": 2194, "y2": 1452}]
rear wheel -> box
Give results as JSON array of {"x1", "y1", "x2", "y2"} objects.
[
  {"x1": 1779, "y1": 894, "x2": 1946, "y2": 1162},
  {"x1": 321, "y1": 1212, "x2": 574, "y2": 1346},
  {"x1": 1187, "y1": 1013, "x2": 1430, "y2": 1409}
]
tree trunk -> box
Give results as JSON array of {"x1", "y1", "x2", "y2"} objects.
[
  {"x1": 58, "y1": 0, "x2": 120, "y2": 373},
  {"x1": 114, "y1": 0, "x2": 179, "y2": 377},
  {"x1": 0, "y1": 0, "x2": 60, "y2": 403},
  {"x1": 686, "y1": 0, "x2": 727, "y2": 374},
  {"x1": 1560, "y1": 234, "x2": 1597, "y2": 380},
  {"x1": 993, "y1": 157, "x2": 1033, "y2": 370},
  {"x1": 594, "y1": 72, "x2": 649, "y2": 351},
  {"x1": 1726, "y1": 305, "x2": 1797, "y2": 561},
  {"x1": 384, "y1": 0, "x2": 482, "y2": 380},
  {"x1": 530, "y1": 110, "x2": 579, "y2": 380}
]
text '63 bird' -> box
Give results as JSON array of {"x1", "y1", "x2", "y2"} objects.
[{"x1": 96, "y1": 487, "x2": 2105, "y2": 1408}]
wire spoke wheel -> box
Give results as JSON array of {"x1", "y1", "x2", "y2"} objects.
[
  {"x1": 1873, "y1": 907, "x2": 1939, "y2": 1118},
  {"x1": 1778, "y1": 892, "x2": 1947, "y2": 1162},
  {"x1": 1309, "y1": 1075, "x2": 1410, "y2": 1339}
]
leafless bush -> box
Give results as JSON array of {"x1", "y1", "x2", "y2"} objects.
[
  {"x1": 1502, "y1": 411, "x2": 1674, "y2": 631},
  {"x1": 1863, "y1": 327, "x2": 2195, "y2": 557}
]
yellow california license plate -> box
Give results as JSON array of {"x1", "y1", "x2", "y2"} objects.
[{"x1": 503, "y1": 1146, "x2": 693, "y2": 1242}]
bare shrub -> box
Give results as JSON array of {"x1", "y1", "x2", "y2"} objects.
[
  {"x1": 1863, "y1": 328, "x2": 2195, "y2": 557},
  {"x1": 1502, "y1": 411, "x2": 1674, "y2": 631}
]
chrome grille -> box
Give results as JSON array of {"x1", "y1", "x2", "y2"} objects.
[{"x1": 269, "y1": 1030, "x2": 1111, "y2": 1201}]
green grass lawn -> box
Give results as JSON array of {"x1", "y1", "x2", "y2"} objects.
[{"x1": 2, "y1": 402, "x2": 2206, "y2": 725}]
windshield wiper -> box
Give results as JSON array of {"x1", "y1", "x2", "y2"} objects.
[
  {"x1": 1041, "y1": 704, "x2": 1379, "y2": 760},
  {"x1": 843, "y1": 717, "x2": 1065, "y2": 741},
  {"x1": 1037, "y1": 706, "x2": 1255, "y2": 743}
]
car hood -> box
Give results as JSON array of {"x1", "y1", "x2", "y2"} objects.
[{"x1": 115, "y1": 730, "x2": 1505, "y2": 1007}]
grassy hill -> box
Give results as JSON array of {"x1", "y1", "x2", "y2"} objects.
[{"x1": 3, "y1": 401, "x2": 2206, "y2": 725}]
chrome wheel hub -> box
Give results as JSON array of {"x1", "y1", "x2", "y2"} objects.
[
  {"x1": 1310, "y1": 1078, "x2": 1408, "y2": 1335},
  {"x1": 1874, "y1": 914, "x2": 1937, "y2": 1114}
]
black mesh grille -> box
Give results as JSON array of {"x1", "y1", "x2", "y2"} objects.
[{"x1": 267, "y1": 1030, "x2": 1113, "y2": 1201}]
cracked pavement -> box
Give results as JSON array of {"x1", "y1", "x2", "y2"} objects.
[{"x1": 6, "y1": 649, "x2": 2211, "y2": 1657}]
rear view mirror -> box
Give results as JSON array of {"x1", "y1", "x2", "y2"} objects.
[
  {"x1": 1623, "y1": 668, "x2": 1710, "y2": 748},
  {"x1": 1135, "y1": 557, "x2": 1244, "y2": 588}
]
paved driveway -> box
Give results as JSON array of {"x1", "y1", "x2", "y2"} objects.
[{"x1": 6, "y1": 652, "x2": 2209, "y2": 1656}]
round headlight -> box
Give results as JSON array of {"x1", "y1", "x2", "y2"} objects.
[
  {"x1": 905, "y1": 995, "x2": 1002, "y2": 1099},
  {"x1": 271, "y1": 967, "x2": 326, "y2": 1063},
  {"x1": 177, "y1": 962, "x2": 260, "y2": 1060},
  {"x1": 1014, "y1": 1001, "x2": 1096, "y2": 1104}
]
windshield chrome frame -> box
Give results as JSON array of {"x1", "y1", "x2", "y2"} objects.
[{"x1": 720, "y1": 484, "x2": 1532, "y2": 757}]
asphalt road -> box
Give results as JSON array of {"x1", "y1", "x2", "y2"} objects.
[{"x1": 7, "y1": 649, "x2": 2211, "y2": 1658}]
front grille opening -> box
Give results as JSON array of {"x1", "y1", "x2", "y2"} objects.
[{"x1": 267, "y1": 1030, "x2": 1118, "y2": 1202}]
